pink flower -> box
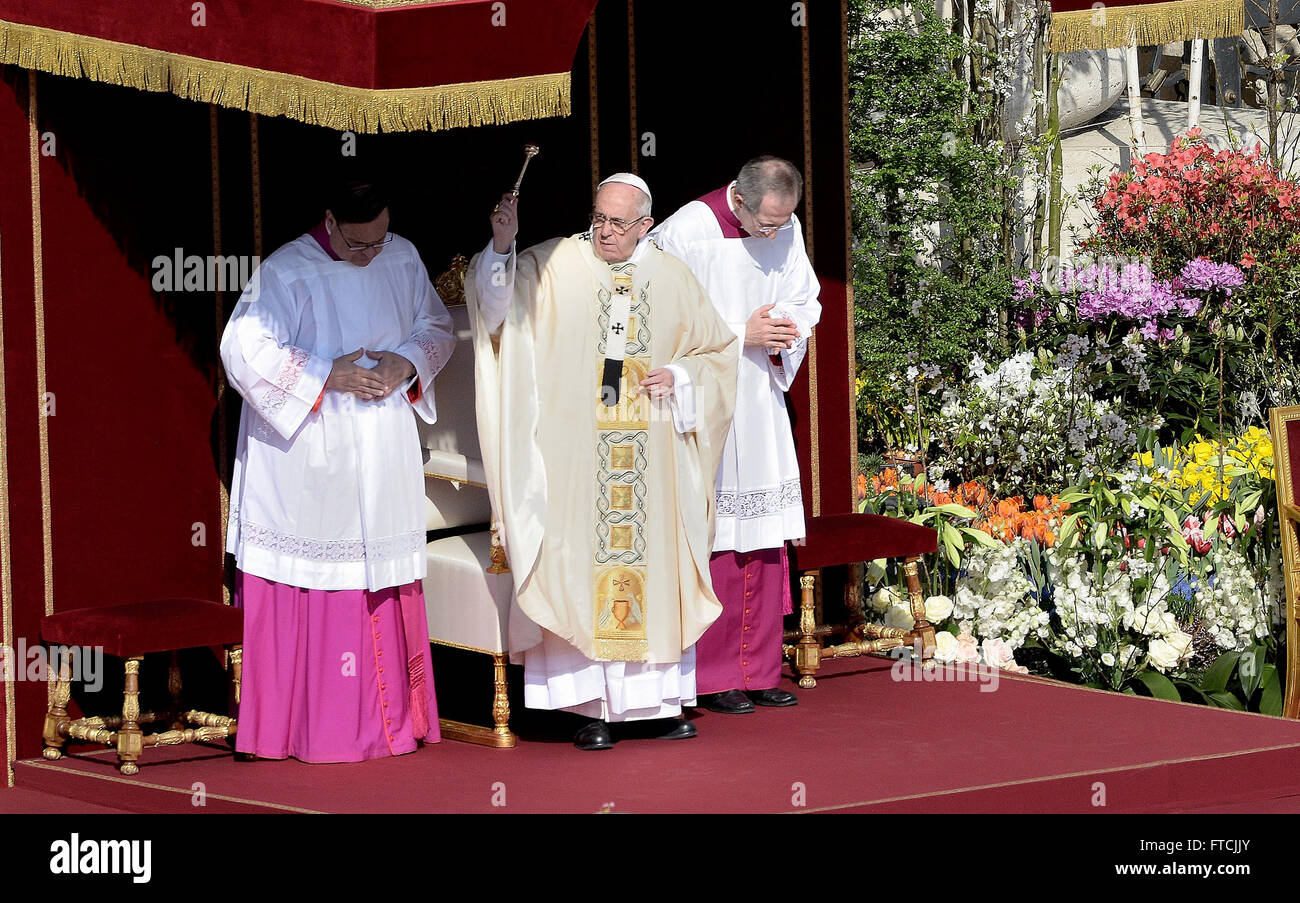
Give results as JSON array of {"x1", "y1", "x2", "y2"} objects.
[
  {"x1": 954, "y1": 633, "x2": 981, "y2": 664},
  {"x1": 981, "y1": 637, "x2": 1019, "y2": 671},
  {"x1": 1182, "y1": 515, "x2": 1212, "y2": 554},
  {"x1": 1220, "y1": 516, "x2": 1237, "y2": 540}
]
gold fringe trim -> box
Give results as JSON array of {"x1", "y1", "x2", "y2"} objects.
[
  {"x1": 0, "y1": 18, "x2": 571, "y2": 134},
  {"x1": 1048, "y1": 0, "x2": 1244, "y2": 53}
]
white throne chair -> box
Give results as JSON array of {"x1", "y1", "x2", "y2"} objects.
[{"x1": 419, "y1": 267, "x2": 516, "y2": 748}]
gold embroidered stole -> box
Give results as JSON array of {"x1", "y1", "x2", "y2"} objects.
[{"x1": 592, "y1": 255, "x2": 653, "y2": 661}]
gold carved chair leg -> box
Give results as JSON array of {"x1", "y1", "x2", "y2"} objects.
[
  {"x1": 42, "y1": 647, "x2": 72, "y2": 761},
  {"x1": 793, "y1": 573, "x2": 821, "y2": 688},
  {"x1": 491, "y1": 653, "x2": 514, "y2": 744},
  {"x1": 845, "y1": 562, "x2": 867, "y2": 642},
  {"x1": 902, "y1": 557, "x2": 936, "y2": 667},
  {"x1": 118, "y1": 656, "x2": 144, "y2": 776},
  {"x1": 168, "y1": 650, "x2": 185, "y2": 729},
  {"x1": 230, "y1": 645, "x2": 243, "y2": 707},
  {"x1": 435, "y1": 647, "x2": 518, "y2": 749}
]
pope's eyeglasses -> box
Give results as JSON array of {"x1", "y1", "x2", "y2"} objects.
[{"x1": 590, "y1": 212, "x2": 647, "y2": 235}]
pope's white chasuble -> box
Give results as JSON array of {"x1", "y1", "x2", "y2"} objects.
[{"x1": 467, "y1": 234, "x2": 738, "y2": 666}]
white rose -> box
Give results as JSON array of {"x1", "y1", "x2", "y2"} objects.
[
  {"x1": 1157, "y1": 611, "x2": 1179, "y2": 636},
  {"x1": 1146, "y1": 638, "x2": 1180, "y2": 672},
  {"x1": 1101, "y1": 652, "x2": 1116, "y2": 666},
  {"x1": 924, "y1": 595, "x2": 955, "y2": 622},
  {"x1": 885, "y1": 603, "x2": 916, "y2": 631},
  {"x1": 933, "y1": 631, "x2": 958, "y2": 663},
  {"x1": 1164, "y1": 630, "x2": 1193, "y2": 658}
]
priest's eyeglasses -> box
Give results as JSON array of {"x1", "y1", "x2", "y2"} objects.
[
  {"x1": 337, "y1": 227, "x2": 394, "y2": 252},
  {"x1": 590, "y1": 212, "x2": 647, "y2": 235},
  {"x1": 749, "y1": 222, "x2": 792, "y2": 236}
]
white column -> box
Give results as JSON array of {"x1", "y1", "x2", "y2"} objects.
[
  {"x1": 1126, "y1": 43, "x2": 1148, "y2": 157},
  {"x1": 1188, "y1": 38, "x2": 1204, "y2": 128}
]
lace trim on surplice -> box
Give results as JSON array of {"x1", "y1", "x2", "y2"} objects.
[
  {"x1": 232, "y1": 507, "x2": 424, "y2": 563},
  {"x1": 716, "y1": 479, "x2": 803, "y2": 519},
  {"x1": 409, "y1": 333, "x2": 443, "y2": 378},
  {"x1": 258, "y1": 345, "x2": 312, "y2": 422}
]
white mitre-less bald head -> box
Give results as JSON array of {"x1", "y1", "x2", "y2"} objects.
[{"x1": 598, "y1": 172, "x2": 652, "y2": 207}]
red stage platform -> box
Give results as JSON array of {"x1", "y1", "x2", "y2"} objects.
[{"x1": 9, "y1": 656, "x2": 1300, "y2": 814}]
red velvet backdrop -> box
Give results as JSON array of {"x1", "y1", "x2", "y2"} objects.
[
  {"x1": 0, "y1": 0, "x2": 597, "y2": 89},
  {"x1": 0, "y1": 0, "x2": 855, "y2": 770},
  {"x1": 0, "y1": 71, "x2": 229, "y2": 766}
]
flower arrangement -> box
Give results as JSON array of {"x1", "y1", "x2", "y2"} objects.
[
  {"x1": 853, "y1": 125, "x2": 1296, "y2": 712},
  {"x1": 1147, "y1": 426, "x2": 1275, "y2": 506},
  {"x1": 1082, "y1": 129, "x2": 1300, "y2": 278}
]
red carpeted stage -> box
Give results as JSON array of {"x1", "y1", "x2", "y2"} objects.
[{"x1": 9, "y1": 657, "x2": 1300, "y2": 815}]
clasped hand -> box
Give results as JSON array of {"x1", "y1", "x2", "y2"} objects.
[
  {"x1": 327, "y1": 349, "x2": 415, "y2": 402},
  {"x1": 746, "y1": 303, "x2": 799, "y2": 351}
]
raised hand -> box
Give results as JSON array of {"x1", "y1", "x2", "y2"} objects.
[{"x1": 491, "y1": 193, "x2": 519, "y2": 254}]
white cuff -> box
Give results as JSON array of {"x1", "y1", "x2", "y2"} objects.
[
  {"x1": 664, "y1": 362, "x2": 695, "y2": 434},
  {"x1": 475, "y1": 239, "x2": 516, "y2": 332}
]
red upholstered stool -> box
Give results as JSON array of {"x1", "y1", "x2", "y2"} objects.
[
  {"x1": 40, "y1": 599, "x2": 244, "y2": 775},
  {"x1": 786, "y1": 513, "x2": 939, "y2": 688}
]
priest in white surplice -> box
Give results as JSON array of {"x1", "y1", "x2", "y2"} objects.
[
  {"x1": 652, "y1": 156, "x2": 821, "y2": 714},
  {"x1": 221, "y1": 179, "x2": 454, "y2": 762},
  {"x1": 467, "y1": 174, "x2": 738, "y2": 750}
]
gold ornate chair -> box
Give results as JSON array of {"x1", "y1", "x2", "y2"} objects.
[
  {"x1": 40, "y1": 598, "x2": 243, "y2": 774},
  {"x1": 1269, "y1": 405, "x2": 1300, "y2": 718},
  {"x1": 785, "y1": 514, "x2": 939, "y2": 686},
  {"x1": 419, "y1": 260, "x2": 516, "y2": 748}
]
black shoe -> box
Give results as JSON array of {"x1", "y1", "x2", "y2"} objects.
[
  {"x1": 698, "y1": 689, "x2": 756, "y2": 714},
  {"x1": 652, "y1": 718, "x2": 698, "y2": 740},
  {"x1": 574, "y1": 719, "x2": 614, "y2": 751},
  {"x1": 749, "y1": 688, "x2": 799, "y2": 707}
]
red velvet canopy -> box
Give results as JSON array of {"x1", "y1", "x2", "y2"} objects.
[
  {"x1": 1047, "y1": 0, "x2": 1244, "y2": 52},
  {"x1": 0, "y1": 0, "x2": 599, "y2": 132}
]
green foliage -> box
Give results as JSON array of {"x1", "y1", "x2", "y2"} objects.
[
  {"x1": 1175, "y1": 645, "x2": 1284, "y2": 715},
  {"x1": 847, "y1": 0, "x2": 1016, "y2": 450}
]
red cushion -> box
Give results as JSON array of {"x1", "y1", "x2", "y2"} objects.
[
  {"x1": 1289, "y1": 420, "x2": 1300, "y2": 507},
  {"x1": 40, "y1": 599, "x2": 243, "y2": 658},
  {"x1": 789, "y1": 513, "x2": 938, "y2": 572}
]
